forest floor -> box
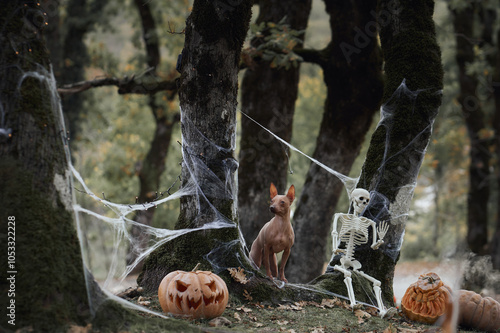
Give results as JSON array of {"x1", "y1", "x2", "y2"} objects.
[
  {"x1": 100, "y1": 261, "x2": 490, "y2": 332},
  {"x1": 128, "y1": 291, "x2": 474, "y2": 333}
]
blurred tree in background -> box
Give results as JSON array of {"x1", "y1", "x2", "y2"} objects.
[
  {"x1": 287, "y1": 0, "x2": 384, "y2": 283},
  {"x1": 238, "y1": 0, "x2": 312, "y2": 249}
]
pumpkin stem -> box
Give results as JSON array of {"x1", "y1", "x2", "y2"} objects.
[
  {"x1": 425, "y1": 276, "x2": 436, "y2": 284},
  {"x1": 192, "y1": 263, "x2": 201, "y2": 271}
]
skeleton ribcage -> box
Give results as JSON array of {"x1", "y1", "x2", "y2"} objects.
[{"x1": 338, "y1": 214, "x2": 370, "y2": 245}]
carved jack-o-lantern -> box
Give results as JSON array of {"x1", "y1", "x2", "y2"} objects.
[
  {"x1": 158, "y1": 268, "x2": 229, "y2": 319},
  {"x1": 401, "y1": 272, "x2": 452, "y2": 324}
]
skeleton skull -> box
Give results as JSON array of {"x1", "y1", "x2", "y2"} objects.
[{"x1": 351, "y1": 188, "x2": 370, "y2": 215}]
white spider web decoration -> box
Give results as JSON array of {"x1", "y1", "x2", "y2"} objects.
[
  {"x1": 2, "y1": 48, "x2": 440, "y2": 316},
  {"x1": 67, "y1": 79, "x2": 441, "y2": 318}
]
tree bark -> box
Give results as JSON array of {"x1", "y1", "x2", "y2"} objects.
[
  {"x1": 41, "y1": 0, "x2": 61, "y2": 77},
  {"x1": 492, "y1": 28, "x2": 500, "y2": 270},
  {"x1": 451, "y1": 4, "x2": 490, "y2": 255},
  {"x1": 0, "y1": 2, "x2": 90, "y2": 330},
  {"x1": 322, "y1": 0, "x2": 443, "y2": 305},
  {"x1": 138, "y1": 0, "x2": 254, "y2": 291},
  {"x1": 286, "y1": 0, "x2": 383, "y2": 283},
  {"x1": 58, "y1": 0, "x2": 106, "y2": 140},
  {"x1": 238, "y1": 0, "x2": 312, "y2": 246}
]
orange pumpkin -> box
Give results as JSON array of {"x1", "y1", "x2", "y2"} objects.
[
  {"x1": 401, "y1": 272, "x2": 452, "y2": 324},
  {"x1": 158, "y1": 268, "x2": 229, "y2": 319},
  {"x1": 458, "y1": 289, "x2": 500, "y2": 332}
]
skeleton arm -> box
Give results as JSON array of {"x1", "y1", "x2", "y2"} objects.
[
  {"x1": 370, "y1": 221, "x2": 380, "y2": 249},
  {"x1": 331, "y1": 213, "x2": 342, "y2": 254}
]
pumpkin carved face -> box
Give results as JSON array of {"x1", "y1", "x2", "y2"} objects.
[
  {"x1": 401, "y1": 272, "x2": 452, "y2": 324},
  {"x1": 158, "y1": 270, "x2": 229, "y2": 319}
]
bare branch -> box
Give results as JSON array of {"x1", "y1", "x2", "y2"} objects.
[{"x1": 58, "y1": 74, "x2": 178, "y2": 96}]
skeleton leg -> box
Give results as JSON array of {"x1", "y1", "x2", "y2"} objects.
[
  {"x1": 355, "y1": 270, "x2": 387, "y2": 316},
  {"x1": 333, "y1": 265, "x2": 358, "y2": 308}
]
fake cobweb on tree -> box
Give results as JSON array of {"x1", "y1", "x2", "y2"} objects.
[
  {"x1": 0, "y1": 15, "x2": 443, "y2": 314},
  {"x1": 0, "y1": 39, "x2": 445, "y2": 315},
  {"x1": 62, "y1": 76, "x2": 449, "y2": 318}
]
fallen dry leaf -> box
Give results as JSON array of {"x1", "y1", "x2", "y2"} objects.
[
  {"x1": 364, "y1": 306, "x2": 379, "y2": 316},
  {"x1": 236, "y1": 305, "x2": 252, "y2": 313},
  {"x1": 321, "y1": 298, "x2": 337, "y2": 308},
  {"x1": 137, "y1": 296, "x2": 151, "y2": 306},
  {"x1": 208, "y1": 317, "x2": 231, "y2": 327},
  {"x1": 67, "y1": 324, "x2": 92, "y2": 333},
  {"x1": 277, "y1": 320, "x2": 289, "y2": 325},
  {"x1": 227, "y1": 267, "x2": 249, "y2": 284},
  {"x1": 243, "y1": 289, "x2": 253, "y2": 301},
  {"x1": 354, "y1": 309, "x2": 371, "y2": 324},
  {"x1": 277, "y1": 304, "x2": 292, "y2": 310},
  {"x1": 383, "y1": 323, "x2": 397, "y2": 333},
  {"x1": 253, "y1": 302, "x2": 264, "y2": 309},
  {"x1": 398, "y1": 328, "x2": 425, "y2": 333},
  {"x1": 234, "y1": 312, "x2": 241, "y2": 321},
  {"x1": 310, "y1": 327, "x2": 325, "y2": 333}
]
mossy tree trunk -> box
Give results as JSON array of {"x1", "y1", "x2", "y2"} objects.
[
  {"x1": 0, "y1": 2, "x2": 91, "y2": 330},
  {"x1": 287, "y1": 0, "x2": 383, "y2": 283},
  {"x1": 0, "y1": 3, "x2": 201, "y2": 332},
  {"x1": 238, "y1": 0, "x2": 312, "y2": 246},
  {"x1": 324, "y1": 0, "x2": 443, "y2": 305},
  {"x1": 451, "y1": 3, "x2": 491, "y2": 255},
  {"x1": 138, "y1": 0, "x2": 253, "y2": 291}
]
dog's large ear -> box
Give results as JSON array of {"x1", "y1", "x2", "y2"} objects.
[
  {"x1": 286, "y1": 185, "x2": 295, "y2": 202},
  {"x1": 270, "y1": 183, "x2": 278, "y2": 198}
]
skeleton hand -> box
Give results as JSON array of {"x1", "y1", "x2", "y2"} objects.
[
  {"x1": 371, "y1": 221, "x2": 389, "y2": 250},
  {"x1": 377, "y1": 221, "x2": 389, "y2": 240}
]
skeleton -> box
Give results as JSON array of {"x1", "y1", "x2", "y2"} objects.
[{"x1": 331, "y1": 188, "x2": 390, "y2": 316}]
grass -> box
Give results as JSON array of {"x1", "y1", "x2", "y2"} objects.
[{"x1": 126, "y1": 290, "x2": 455, "y2": 333}]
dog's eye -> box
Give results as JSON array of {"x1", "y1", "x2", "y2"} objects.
[{"x1": 281, "y1": 200, "x2": 285, "y2": 205}]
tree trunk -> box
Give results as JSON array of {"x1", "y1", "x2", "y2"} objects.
[
  {"x1": 126, "y1": 0, "x2": 180, "y2": 273},
  {"x1": 286, "y1": 0, "x2": 383, "y2": 284},
  {"x1": 451, "y1": 4, "x2": 490, "y2": 255},
  {"x1": 238, "y1": 0, "x2": 312, "y2": 247},
  {"x1": 0, "y1": 3, "x2": 202, "y2": 332},
  {"x1": 492, "y1": 28, "x2": 500, "y2": 270},
  {"x1": 0, "y1": 2, "x2": 90, "y2": 330},
  {"x1": 322, "y1": 0, "x2": 443, "y2": 305},
  {"x1": 59, "y1": 0, "x2": 106, "y2": 140},
  {"x1": 138, "y1": 0, "x2": 254, "y2": 291},
  {"x1": 41, "y1": 0, "x2": 62, "y2": 77}
]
